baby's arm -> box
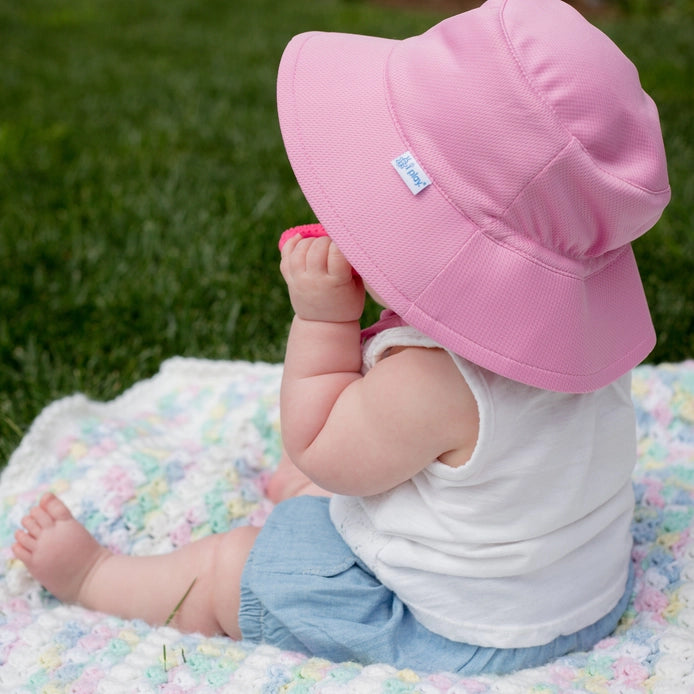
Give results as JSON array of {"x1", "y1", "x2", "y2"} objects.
[{"x1": 280, "y1": 235, "x2": 477, "y2": 497}]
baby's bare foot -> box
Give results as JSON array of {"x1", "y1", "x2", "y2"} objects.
[{"x1": 12, "y1": 493, "x2": 111, "y2": 604}]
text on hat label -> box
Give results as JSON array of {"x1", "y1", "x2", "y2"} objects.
[{"x1": 391, "y1": 151, "x2": 431, "y2": 195}]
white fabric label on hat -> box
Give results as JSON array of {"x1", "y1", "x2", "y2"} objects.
[{"x1": 391, "y1": 151, "x2": 431, "y2": 195}]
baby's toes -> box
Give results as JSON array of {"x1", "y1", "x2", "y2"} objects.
[
  {"x1": 21, "y1": 514, "x2": 43, "y2": 538},
  {"x1": 13, "y1": 529, "x2": 36, "y2": 554},
  {"x1": 11, "y1": 543, "x2": 31, "y2": 566},
  {"x1": 28, "y1": 504, "x2": 54, "y2": 531},
  {"x1": 40, "y1": 493, "x2": 73, "y2": 522}
]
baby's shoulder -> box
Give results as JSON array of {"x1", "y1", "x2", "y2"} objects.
[{"x1": 368, "y1": 345, "x2": 479, "y2": 465}]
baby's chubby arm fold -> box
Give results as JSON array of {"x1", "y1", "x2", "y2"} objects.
[
  {"x1": 279, "y1": 234, "x2": 365, "y2": 484},
  {"x1": 279, "y1": 235, "x2": 476, "y2": 497}
]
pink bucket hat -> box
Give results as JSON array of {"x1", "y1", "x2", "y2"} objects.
[{"x1": 276, "y1": 0, "x2": 670, "y2": 392}]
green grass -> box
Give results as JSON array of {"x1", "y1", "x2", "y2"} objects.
[
  {"x1": 606, "y1": 4, "x2": 694, "y2": 365},
  {"x1": 1, "y1": 0, "x2": 692, "y2": 467}
]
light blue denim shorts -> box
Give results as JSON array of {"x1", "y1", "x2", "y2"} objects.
[{"x1": 239, "y1": 496, "x2": 635, "y2": 675}]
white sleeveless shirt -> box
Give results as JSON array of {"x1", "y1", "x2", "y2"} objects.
[{"x1": 329, "y1": 326, "x2": 635, "y2": 648}]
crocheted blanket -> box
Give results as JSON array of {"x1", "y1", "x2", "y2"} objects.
[{"x1": 1, "y1": 358, "x2": 693, "y2": 693}]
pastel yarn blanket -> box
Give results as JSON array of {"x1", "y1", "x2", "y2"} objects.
[{"x1": 1, "y1": 358, "x2": 693, "y2": 693}]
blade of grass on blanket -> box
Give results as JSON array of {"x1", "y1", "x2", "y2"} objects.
[{"x1": 0, "y1": 0, "x2": 692, "y2": 468}]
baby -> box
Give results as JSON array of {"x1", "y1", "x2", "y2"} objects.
[{"x1": 12, "y1": 0, "x2": 670, "y2": 675}]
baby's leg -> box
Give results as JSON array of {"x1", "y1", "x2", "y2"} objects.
[
  {"x1": 12, "y1": 493, "x2": 259, "y2": 638},
  {"x1": 266, "y1": 449, "x2": 331, "y2": 503}
]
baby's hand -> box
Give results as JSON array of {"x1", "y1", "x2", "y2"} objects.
[{"x1": 280, "y1": 234, "x2": 365, "y2": 323}]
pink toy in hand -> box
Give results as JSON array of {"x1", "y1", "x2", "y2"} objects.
[
  {"x1": 279, "y1": 223, "x2": 360, "y2": 276},
  {"x1": 278, "y1": 223, "x2": 328, "y2": 251}
]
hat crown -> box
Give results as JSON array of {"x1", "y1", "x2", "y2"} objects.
[
  {"x1": 276, "y1": 0, "x2": 671, "y2": 391},
  {"x1": 387, "y1": 0, "x2": 669, "y2": 265}
]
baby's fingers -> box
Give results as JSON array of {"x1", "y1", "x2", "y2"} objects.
[
  {"x1": 280, "y1": 234, "x2": 311, "y2": 282},
  {"x1": 326, "y1": 240, "x2": 354, "y2": 280},
  {"x1": 303, "y1": 236, "x2": 333, "y2": 274},
  {"x1": 279, "y1": 232, "x2": 303, "y2": 266}
]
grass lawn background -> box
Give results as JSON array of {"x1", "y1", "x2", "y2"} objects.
[{"x1": 1, "y1": 0, "x2": 692, "y2": 466}]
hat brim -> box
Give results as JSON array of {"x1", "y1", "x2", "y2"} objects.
[{"x1": 276, "y1": 29, "x2": 656, "y2": 392}]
